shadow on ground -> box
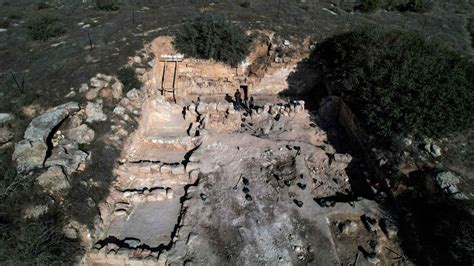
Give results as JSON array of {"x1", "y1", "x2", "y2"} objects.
[{"x1": 284, "y1": 33, "x2": 474, "y2": 265}]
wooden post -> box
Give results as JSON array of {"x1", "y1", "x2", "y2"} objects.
[
  {"x1": 161, "y1": 60, "x2": 167, "y2": 95},
  {"x1": 172, "y1": 61, "x2": 178, "y2": 103}
]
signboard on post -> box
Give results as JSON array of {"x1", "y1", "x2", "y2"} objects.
[{"x1": 159, "y1": 54, "x2": 184, "y2": 103}]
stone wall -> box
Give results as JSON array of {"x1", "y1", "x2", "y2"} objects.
[{"x1": 145, "y1": 35, "x2": 315, "y2": 98}]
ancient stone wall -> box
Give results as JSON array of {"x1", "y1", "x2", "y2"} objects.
[{"x1": 145, "y1": 34, "x2": 315, "y2": 98}]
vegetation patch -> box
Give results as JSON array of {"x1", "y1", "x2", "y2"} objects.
[
  {"x1": 174, "y1": 14, "x2": 251, "y2": 66},
  {"x1": 239, "y1": 1, "x2": 250, "y2": 8},
  {"x1": 117, "y1": 66, "x2": 141, "y2": 92},
  {"x1": 37, "y1": 2, "x2": 51, "y2": 10},
  {"x1": 358, "y1": 0, "x2": 382, "y2": 12},
  {"x1": 393, "y1": 0, "x2": 433, "y2": 12},
  {"x1": 95, "y1": 0, "x2": 119, "y2": 11},
  {"x1": 26, "y1": 13, "x2": 65, "y2": 41},
  {"x1": 316, "y1": 29, "x2": 474, "y2": 139},
  {"x1": 357, "y1": 0, "x2": 433, "y2": 13},
  {"x1": 0, "y1": 18, "x2": 9, "y2": 28},
  {"x1": 0, "y1": 149, "x2": 81, "y2": 264}
]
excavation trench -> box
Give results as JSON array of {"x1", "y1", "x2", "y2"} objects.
[{"x1": 84, "y1": 35, "x2": 408, "y2": 264}]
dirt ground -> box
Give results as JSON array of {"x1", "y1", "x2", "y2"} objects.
[{"x1": 84, "y1": 83, "x2": 407, "y2": 264}]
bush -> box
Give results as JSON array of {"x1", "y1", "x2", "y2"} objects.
[
  {"x1": 239, "y1": 1, "x2": 250, "y2": 8},
  {"x1": 0, "y1": 19, "x2": 9, "y2": 28},
  {"x1": 7, "y1": 12, "x2": 22, "y2": 20},
  {"x1": 37, "y1": 2, "x2": 50, "y2": 10},
  {"x1": 0, "y1": 149, "x2": 81, "y2": 264},
  {"x1": 316, "y1": 29, "x2": 474, "y2": 139},
  {"x1": 394, "y1": 0, "x2": 433, "y2": 12},
  {"x1": 358, "y1": 0, "x2": 382, "y2": 12},
  {"x1": 26, "y1": 13, "x2": 65, "y2": 41},
  {"x1": 174, "y1": 14, "x2": 251, "y2": 66},
  {"x1": 117, "y1": 67, "x2": 141, "y2": 92},
  {"x1": 95, "y1": 0, "x2": 119, "y2": 11}
]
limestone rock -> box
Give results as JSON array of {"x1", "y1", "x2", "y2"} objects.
[
  {"x1": 333, "y1": 153, "x2": 352, "y2": 164},
  {"x1": 436, "y1": 171, "x2": 461, "y2": 186},
  {"x1": 86, "y1": 88, "x2": 100, "y2": 100},
  {"x1": 45, "y1": 139, "x2": 89, "y2": 175},
  {"x1": 133, "y1": 56, "x2": 142, "y2": 64},
  {"x1": 65, "y1": 91, "x2": 76, "y2": 98},
  {"x1": 0, "y1": 128, "x2": 13, "y2": 144},
  {"x1": 435, "y1": 171, "x2": 467, "y2": 199},
  {"x1": 37, "y1": 166, "x2": 70, "y2": 193},
  {"x1": 0, "y1": 113, "x2": 14, "y2": 124},
  {"x1": 23, "y1": 204, "x2": 49, "y2": 219},
  {"x1": 96, "y1": 73, "x2": 114, "y2": 82},
  {"x1": 90, "y1": 77, "x2": 108, "y2": 89},
  {"x1": 113, "y1": 105, "x2": 126, "y2": 116},
  {"x1": 63, "y1": 124, "x2": 95, "y2": 144},
  {"x1": 124, "y1": 238, "x2": 141, "y2": 248},
  {"x1": 135, "y1": 67, "x2": 146, "y2": 75},
  {"x1": 402, "y1": 137, "x2": 412, "y2": 146},
  {"x1": 63, "y1": 220, "x2": 80, "y2": 239},
  {"x1": 13, "y1": 140, "x2": 48, "y2": 173},
  {"x1": 24, "y1": 102, "x2": 80, "y2": 143},
  {"x1": 431, "y1": 144, "x2": 442, "y2": 157},
  {"x1": 126, "y1": 88, "x2": 144, "y2": 101},
  {"x1": 112, "y1": 81, "x2": 124, "y2": 100},
  {"x1": 79, "y1": 83, "x2": 89, "y2": 93},
  {"x1": 86, "y1": 102, "x2": 107, "y2": 123}
]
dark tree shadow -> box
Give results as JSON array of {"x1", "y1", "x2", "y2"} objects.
[{"x1": 285, "y1": 35, "x2": 474, "y2": 265}]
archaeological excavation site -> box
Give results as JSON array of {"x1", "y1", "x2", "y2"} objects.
[{"x1": 1, "y1": 1, "x2": 473, "y2": 265}]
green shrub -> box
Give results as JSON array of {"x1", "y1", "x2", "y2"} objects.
[
  {"x1": 358, "y1": 0, "x2": 382, "y2": 12},
  {"x1": 7, "y1": 12, "x2": 22, "y2": 20},
  {"x1": 174, "y1": 14, "x2": 251, "y2": 66},
  {"x1": 316, "y1": 29, "x2": 474, "y2": 139},
  {"x1": 0, "y1": 19, "x2": 9, "y2": 28},
  {"x1": 26, "y1": 13, "x2": 65, "y2": 41},
  {"x1": 37, "y1": 2, "x2": 50, "y2": 10},
  {"x1": 239, "y1": 1, "x2": 250, "y2": 8},
  {"x1": 95, "y1": 0, "x2": 119, "y2": 11},
  {"x1": 395, "y1": 0, "x2": 433, "y2": 12},
  {"x1": 0, "y1": 149, "x2": 81, "y2": 264},
  {"x1": 117, "y1": 66, "x2": 141, "y2": 92}
]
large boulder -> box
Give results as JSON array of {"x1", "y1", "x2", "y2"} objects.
[
  {"x1": 24, "y1": 102, "x2": 80, "y2": 142},
  {"x1": 14, "y1": 102, "x2": 80, "y2": 174}
]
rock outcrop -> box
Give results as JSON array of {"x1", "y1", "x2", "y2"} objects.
[{"x1": 13, "y1": 102, "x2": 80, "y2": 173}]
